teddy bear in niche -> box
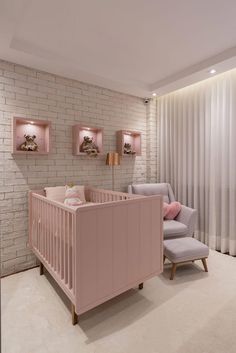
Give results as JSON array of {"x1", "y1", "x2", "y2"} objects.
[
  {"x1": 123, "y1": 142, "x2": 136, "y2": 155},
  {"x1": 20, "y1": 134, "x2": 38, "y2": 151},
  {"x1": 80, "y1": 136, "x2": 99, "y2": 156}
]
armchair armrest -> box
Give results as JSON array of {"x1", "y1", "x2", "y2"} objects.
[{"x1": 175, "y1": 205, "x2": 197, "y2": 237}]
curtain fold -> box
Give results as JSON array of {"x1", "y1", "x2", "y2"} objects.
[{"x1": 158, "y1": 69, "x2": 236, "y2": 255}]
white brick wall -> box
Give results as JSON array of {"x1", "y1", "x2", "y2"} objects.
[
  {"x1": 146, "y1": 100, "x2": 158, "y2": 182},
  {"x1": 0, "y1": 59, "x2": 158, "y2": 276}
]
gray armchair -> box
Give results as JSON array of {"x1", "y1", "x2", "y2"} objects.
[{"x1": 128, "y1": 183, "x2": 197, "y2": 240}]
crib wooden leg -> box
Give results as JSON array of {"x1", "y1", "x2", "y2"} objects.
[
  {"x1": 71, "y1": 304, "x2": 78, "y2": 325},
  {"x1": 138, "y1": 283, "x2": 143, "y2": 290},
  {"x1": 39, "y1": 262, "x2": 44, "y2": 276}
]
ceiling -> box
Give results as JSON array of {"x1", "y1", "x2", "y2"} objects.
[{"x1": 1, "y1": 0, "x2": 236, "y2": 97}]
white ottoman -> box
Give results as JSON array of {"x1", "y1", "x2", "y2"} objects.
[{"x1": 164, "y1": 237, "x2": 209, "y2": 280}]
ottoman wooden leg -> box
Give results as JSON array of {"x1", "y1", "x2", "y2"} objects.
[
  {"x1": 170, "y1": 263, "x2": 177, "y2": 280},
  {"x1": 201, "y1": 258, "x2": 208, "y2": 272},
  {"x1": 163, "y1": 255, "x2": 166, "y2": 264}
]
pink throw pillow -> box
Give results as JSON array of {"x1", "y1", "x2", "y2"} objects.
[{"x1": 164, "y1": 202, "x2": 182, "y2": 220}]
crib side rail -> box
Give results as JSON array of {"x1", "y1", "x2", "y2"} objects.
[
  {"x1": 29, "y1": 192, "x2": 76, "y2": 301},
  {"x1": 88, "y1": 187, "x2": 142, "y2": 203}
]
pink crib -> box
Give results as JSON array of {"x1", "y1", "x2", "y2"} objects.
[{"x1": 29, "y1": 187, "x2": 163, "y2": 324}]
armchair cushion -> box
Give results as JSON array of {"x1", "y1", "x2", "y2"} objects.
[{"x1": 164, "y1": 220, "x2": 188, "y2": 239}]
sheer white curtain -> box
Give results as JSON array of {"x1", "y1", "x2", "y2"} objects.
[{"x1": 158, "y1": 69, "x2": 236, "y2": 255}]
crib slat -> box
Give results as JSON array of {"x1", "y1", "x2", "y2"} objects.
[
  {"x1": 37, "y1": 198, "x2": 39, "y2": 250},
  {"x1": 38, "y1": 199, "x2": 41, "y2": 253},
  {"x1": 35, "y1": 198, "x2": 37, "y2": 249},
  {"x1": 32, "y1": 205, "x2": 34, "y2": 247},
  {"x1": 55, "y1": 207, "x2": 57, "y2": 272},
  {"x1": 38, "y1": 199, "x2": 40, "y2": 253},
  {"x1": 56, "y1": 207, "x2": 58, "y2": 273},
  {"x1": 41, "y1": 199, "x2": 43, "y2": 254},
  {"x1": 59, "y1": 209, "x2": 61, "y2": 274},
  {"x1": 53, "y1": 205, "x2": 56, "y2": 270},
  {"x1": 49, "y1": 204, "x2": 52, "y2": 266},
  {"x1": 72, "y1": 215, "x2": 75, "y2": 292},
  {"x1": 65, "y1": 212, "x2": 68, "y2": 285},
  {"x1": 41, "y1": 199, "x2": 43, "y2": 256},
  {"x1": 49, "y1": 205, "x2": 53, "y2": 266},
  {"x1": 55, "y1": 206, "x2": 57, "y2": 271},
  {"x1": 49, "y1": 204, "x2": 51, "y2": 267},
  {"x1": 35, "y1": 200, "x2": 37, "y2": 247},
  {"x1": 43, "y1": 201, "x2": 45, "y2": 253},
  {"x1": 52, "y1": 205, "x2": 54, "y2": 269},
  {"x1": 42, "y1": 200, "x2": 45, "y2": 258},
  {"x1": 46, "y1": 203, "x2": 49, "y2": 262},
  {"x1": 57, "y1": 208, "x2": 59, "y2": 273},
  {"x1": 67, "y1": 212, "x2": 69, "y2": 286},
  {"x1": 65, "y1": 212, "x2": 68, "y2": 284},
  {"x1": 39, "y1": 200, "x2": 43, "y2": 255},
  {"x1": 63, "y1": 210, "x2": 65, "y2": 281},
  {"x1": 52, "y1": 205, "x2": 54, "y2": 270},
  {"x1": 59, "y1": 208, "x2": 62, "y2": 277},
  {"x1": 68, "y1": 213, "x2": 71, "y2": 289},
  {"x1": 43, "y1": 200, "x2": 46, "y2": 258}
]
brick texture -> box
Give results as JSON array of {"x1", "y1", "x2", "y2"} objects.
[
  {"x1": 146, "y1": 100, "x2": 158, "y2": 182},
  {"x1": 0, "y1": 59, "x2": 158, "y2": 276}
]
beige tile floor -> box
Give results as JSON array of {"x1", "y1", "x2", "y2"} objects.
[{"x1": 2, "y1": 250, "x2": 236, "y2": 353}]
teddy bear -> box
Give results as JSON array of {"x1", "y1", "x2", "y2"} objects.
[
  {"x1": 80, "y1": 136, "x2": 99, "y2": 156},
  {"x1": 20, "y1": 134, "x2": 38, "y2": 152},
  {"x1": 123, "y1": 142, "x2": 136, "y2": 155}
]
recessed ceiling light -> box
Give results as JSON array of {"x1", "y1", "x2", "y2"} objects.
[
  {"x1": 209, "y1": 69, "x2": 216, "y2": 74},
  {"x1": 152, "y1": 93, "x2": 157, "y2": 97}
]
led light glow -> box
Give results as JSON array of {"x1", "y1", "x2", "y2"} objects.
[{"x1": 209, "y1": 69, "x2": 216, "y2": 74}]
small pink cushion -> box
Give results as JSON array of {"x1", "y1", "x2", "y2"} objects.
[
  {"x1": 64, "y1": 185, "x2": 85, "y2": 206},
  {"x1": 163, "y1": 202, "x2": 182, "y2": 220}
]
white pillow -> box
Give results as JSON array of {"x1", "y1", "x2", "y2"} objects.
[{"x1": 44, "y1": 186, "x2": 66, "y2": 203}]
